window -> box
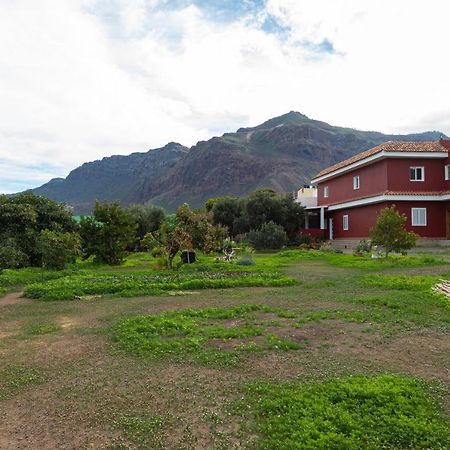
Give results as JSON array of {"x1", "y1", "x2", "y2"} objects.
[
  {"x1": 445, "y1": 165, "x2": 450, "y2": 181},
  {"x1": 411, "y1": 208, "x2": 427, "y2": 226},
  {"x1": 353, "y1": 175, "x2": 360, "y2": 190},
  {"x1": 410, "y1": 166, "x2": 425, "y2": 181},
  {"x1": 343, "y1": 215, "x2": 349, "y2": 230},
  {"x1": 324, "y1": 186, "x2": 329, "y2": 198}
]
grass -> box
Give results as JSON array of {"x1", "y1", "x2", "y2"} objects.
[
  {"x1": 113, "y1": 415, "x2": 166, "y2": 449},
  {"x1": 0, "y1": 250, "x2": 445, "y2": 302},
  {"x1": 1, "y1": 249, "x2": 450, "y2": 448},
  {"x1": 238, "y1": 374, "x2": 450, "y2": 449},
  {"x1": 24, "y1": 271, "x2": 295, "y2": 301},
  {"x1": 113, "y1": 304, "x2": 301, "y2": 365},
  {"x1": 0, "y1": 365, "x2": 45, "y2": 400},
  {"x1": 23, "y1": 322, "x2": 60, "y2": 336},
  {"x1": 360, "y1": 273, "x2": 446, "y2": 291},
  {"x1": 277, "y1": 249, "x2": 445, "y2": 269}
]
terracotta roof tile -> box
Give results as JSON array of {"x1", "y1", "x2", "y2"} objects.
[
  {"x1": 313, "y1": 141, "x2": 448, "y2": 179},
  {"x1": 385, "y1": 190, "x2": 450, "y2": 196}
]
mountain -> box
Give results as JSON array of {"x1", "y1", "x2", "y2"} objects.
[{"x1": 32, "y1": 112, "x2": 446, "y2": 213}]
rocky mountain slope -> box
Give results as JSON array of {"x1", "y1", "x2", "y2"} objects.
[{"x1": 32, "y1": 112, "x2": 445, "y2": 212}]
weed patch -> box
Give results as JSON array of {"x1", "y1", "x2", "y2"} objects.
[
  {"x1": 25, "y1": 271, "x2": 295, "y2": 301},
  {"x1": 361, "y1": 274, "x2": 445, "y2": 291},
  {"x1": 0, "y1": 366, "x2": 45, "y2": 400},
  {"x1": 23, "y1": 322, "x2": 60, "y2": 336},
  {"x1": 238, "y1": 374, "x2": 450, "y2": 449},
  {"x1": 113, "y1": 304, "x2": 301, "y2": 365},
  {"x1": 277, "y1": 250, "x2": 445, "y2": 270},
  {"x1": 113, "y1": 415, "x2": 166, "y2": 449}
]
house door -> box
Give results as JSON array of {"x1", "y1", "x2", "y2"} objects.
[{"x1": 329, "y1": 218, "x2": 334, "y2": 240}]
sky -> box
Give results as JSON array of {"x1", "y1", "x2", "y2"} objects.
[{"x1": 0, "y1": 0, "x2": 449, "y2": 194}]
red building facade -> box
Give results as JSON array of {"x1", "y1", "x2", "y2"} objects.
[{"x1": 307, "y1": 139, "x2": 450, "y2": 241}]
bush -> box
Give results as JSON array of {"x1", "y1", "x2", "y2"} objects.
[
  {"x1": 298, "y1": 234, "x2": 312, "y2": 246},
  {"x1": 247, "y1": 221, "x2": 287, "y2": 250},
  {"x1": 371, "y1": 205, "x2": 417, "y2": 257},
  {"x1": 236, "y1": 256, "x2": 256, "y2": 266},
  {"x1": 319, "y1": 241, "x2": 333, "y2": 252},
  {"x1": 355, "y1": 239, "x2": 372, "y2": 254}
]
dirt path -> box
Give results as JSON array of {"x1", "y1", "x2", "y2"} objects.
[{"x1": 0, "y1": 291, "x2": 30, "y2": 306}]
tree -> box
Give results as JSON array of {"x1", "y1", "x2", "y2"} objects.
[
  {"x1": 127, "y1": 204, "x2": 165, "y2": 248},
  {"x1": 205, "y1": 197, "x2": 221, "y2": 212},
  {"x1": 247, "y1": 221, "x2": 287, "y2": 250},
  {"x1": 0, "y1": 192, "x2": 77, "y2": 267},
  {"x1": 0, "y1": 238, "x2": 28, "y2": 270},
  {"x1": 37, "y1": 230, "x2": 81, "y2": 270},
  {"x1": 370, "y1": 205, "x2": 417, "y2": 257},
  {"x1": 211, "y1": 191, "x2": 304, "y2": 239},
  {"x1": 211, "y1": 197, "x2": 244, "y2": 232},
  {"x1": 80, "y1": 201, "x2": 137, "y2": 265},
  {"x1": 143, "y1": 215, "x2": 192, "y2": 269},
  {"x1": 176, "y1": 204, "x2": 227, "y2": 254},
  {"x1": 279, "y1": 194, "x2": 305, "y2": 239}
]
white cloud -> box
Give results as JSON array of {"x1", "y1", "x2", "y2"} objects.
[{"x1": 0, "y1": 0, "x2": 449, "y2": 194}]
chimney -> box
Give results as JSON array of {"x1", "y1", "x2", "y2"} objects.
[{"x1": 439, "y1": 137, "x2": 450, "y2": 150}]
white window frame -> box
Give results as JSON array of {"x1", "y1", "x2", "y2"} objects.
[
  {"x1": 445, "y1": 165, "x2": 450, "y2": 181},
  {"x1": 324, "y1": 186, "x2": 329, "y2": 198},
  {"x1": 411, "y1": 208, "x2": 427, "y2": 226},
  {"x1": 343, "y1": 214, "x2": 349, "y2": 231},
  {"x1": 410, "y1": 166, "x2": 425, "y2": 181},
  {"x1": 353, "y1": 175, "x2": 360, "y2": 190}
]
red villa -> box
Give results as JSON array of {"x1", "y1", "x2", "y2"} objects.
[{"x1": 298, "y1": 139, "x2": 450, "y2": 246}]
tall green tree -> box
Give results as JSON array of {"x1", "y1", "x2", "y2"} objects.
[
  {"x1": 211, "y1": 197, "x2": 243, "y2": 231},
  {"x1": 0, "y1": 192, "x2": 76, "y2": 268},
  {"x1": 37, "y1": 230, "x2": 81, "y2": 270},
  {"x1": 128, "y1": 204, "x2": 165, "y2": 247},
  {"x1": 80, "y1": 201, "x2": 137, "y2": 265},
  {"x1": 371, "y1": 205, "x2": 417, "y2": 257},
  {"x1": 211, "y1": 190, "x2": 304, "y2": 239}
]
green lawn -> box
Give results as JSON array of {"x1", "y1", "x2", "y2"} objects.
[{"x1": 0, "y1": 250, "x2": 449, "y2": 448}]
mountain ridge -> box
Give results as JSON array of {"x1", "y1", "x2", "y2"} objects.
[{"x1": 31, "y1": 112, "x2": 446, "y2": 213}]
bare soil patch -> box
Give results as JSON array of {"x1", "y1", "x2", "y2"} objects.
[
  {"x1": 338, "y1": 330, "x2": 450, "y2": 381},
  {"x1": 0, "y1": 291, "x2": 31, "y2": 307}
]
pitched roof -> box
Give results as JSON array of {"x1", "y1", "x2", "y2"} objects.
[{"x1": 313, "y1": 141, "x2": 448, "y2": 180}]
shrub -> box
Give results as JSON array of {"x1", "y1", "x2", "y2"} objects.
[
  {"x1": 371, "y1": 205, "x2": 417, "y2": 257},
  {"x1": 355, "y1": 239, "x2": 371, "y2": 254},
  {"x1": 247, "y1": 221, "x2": 287, "y2": 250},
  {"x1": 319, "y1": 241, "x2": 333, "y2": 252},
  {"x1": 298, "y1": 234, "x2": 312, "y2": 246},
  {"x1": 236, "y1": 256, "x2": 256, "y2": 266}
]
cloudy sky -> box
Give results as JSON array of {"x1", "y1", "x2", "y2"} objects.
[{"x1": 1, "y1": 0, "x2": 449, "y2": 194}]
